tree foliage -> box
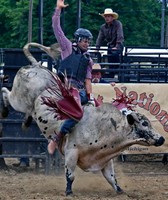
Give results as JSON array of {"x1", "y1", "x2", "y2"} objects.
[{"x1": 0, "y1": 0, "x2": 163, "y2": 48}]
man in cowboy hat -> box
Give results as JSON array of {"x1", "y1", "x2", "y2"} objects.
[
  {"x1": 91, "y1": 63, "x2": 108, "y2": 83},
  {"x1": 92, "y1": 63, "x2": 103, "y2": 83},
  {"x1": 96, "y1": 8, "x2": 124, "y2": 78}
]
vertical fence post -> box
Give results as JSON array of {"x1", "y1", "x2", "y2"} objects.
[
  {"x1": 28, "y1": 0, "x2": 33, "y2": 43},
  {"x1": 77, "y1": 0, "x2": 81, "y2": 29}
]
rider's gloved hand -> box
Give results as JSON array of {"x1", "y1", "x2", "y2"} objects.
[{"x1": 87, "y1": 93, "x2": 95, "y2": 106}]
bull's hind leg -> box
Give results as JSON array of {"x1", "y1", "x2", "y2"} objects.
[
  {"x1": 101, "y1": 159, "x2": 123, "y2": 194},
  {"x1": 64, "y1": 149, "x2": 78, "y2": 196},
  {"x1": 1, "y1": 87, "x2": 10, "y2": 118},
  {"x1": 22, "y1": 115, "x2": 33, "y2": 129}
]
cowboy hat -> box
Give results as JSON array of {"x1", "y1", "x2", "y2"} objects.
[
  {"x1": 92, "y1": 63, "x2": 101, "y2": 70},
  {"x1": 92, "y1": 63, "x2": 105, "y2": 75},
  {"x1": 99, "y1": 8, "x2": 118, "y2": 19}
]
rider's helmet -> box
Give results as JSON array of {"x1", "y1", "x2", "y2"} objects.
[{"x1": 74, "y1": 28, "x2": 93, "y2": 42}]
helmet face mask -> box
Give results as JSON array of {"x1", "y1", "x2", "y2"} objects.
[
  {"x1": 78, "y1": 37, "x2": 91, "y2": 44},
  {"x1": 74, "y1": 28, "x2": 93, "y2": 42}
]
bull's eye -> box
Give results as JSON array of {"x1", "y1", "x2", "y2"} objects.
[{"x1": 142, "y1": 121, "x2": 148, "y2": 126}]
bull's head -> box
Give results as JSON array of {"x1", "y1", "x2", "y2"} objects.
[{"x1": 127, "y1": 112, "x2": 165, "y2": 147}]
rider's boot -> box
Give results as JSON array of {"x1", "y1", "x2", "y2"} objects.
[{"x1": 48, "y1": 132, "x2": 63, "y2": 154}]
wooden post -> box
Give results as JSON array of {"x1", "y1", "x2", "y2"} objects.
[
  {"x1": 77, "y1": 0, "x2": 81, "y2": 29},
  {"x1": 28, "y1": 0, "x2": 33, "y2": 43},
  {"x1": 38, "y1": 0, "x2": 43, "y2": 44},
  {"x1": 165, "y1": 16, "x2": 168, "y2": 47},
  {"x1": 161, "y1": 0, "x2": 166, "y2": 47}
]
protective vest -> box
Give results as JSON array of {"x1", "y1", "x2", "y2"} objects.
[{"x1": 58, "y1": 48, "x2": 90, "y2": 83}]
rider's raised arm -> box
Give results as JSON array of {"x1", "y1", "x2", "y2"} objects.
[{"x1": 52, "y1": 0, "x2": 71, "y2": 59}]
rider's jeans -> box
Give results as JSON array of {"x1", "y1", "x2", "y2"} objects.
[{"x1": 60, "y1": 89, "x2": 88, "y2": 135}]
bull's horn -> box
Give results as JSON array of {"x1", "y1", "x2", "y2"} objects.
[
  {"x1": 130, "y1": 112, "x2": 140, "y2": 123},
  {"x1": 49, "y1": 43, "x2": 61, "y2": 60},
  {"x1": 28, "y1": 42, "x2": 61, "y2": 60}
]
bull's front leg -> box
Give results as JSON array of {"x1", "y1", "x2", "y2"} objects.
[
  {"x1": 64, "y1": 149, "x2": 78, "y2": 196},
  {"x1": 101, "y1": 159, "x2": 123, "y2": 194}
]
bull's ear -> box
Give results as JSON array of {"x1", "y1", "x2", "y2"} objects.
[{"x1": 127, "y1": 114, "x2": 135, "y2": 125}]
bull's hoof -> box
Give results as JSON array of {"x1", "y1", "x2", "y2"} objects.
[
  {"x1": 22, "y1": 116, "x2": 33, "y2": 130},
  {"x1": 66, "y1": 190, "x2": 73, "y2": 196},
  {"x1": 162, "y1": 154, "x2": 168, "y2": 165},
  {"x1": 1, "y1": 107, "x2": 9, "y2": 118},
  {"x1": 116, "y1": 186, "x2": 124, "y2": 194}
]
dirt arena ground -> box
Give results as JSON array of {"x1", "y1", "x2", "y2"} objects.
[{"x1": 0, "y1": 155, "x2": 168, "y2": 200}]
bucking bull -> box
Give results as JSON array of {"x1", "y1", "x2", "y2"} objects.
[{"x1": 1, "y1": 43, "x2": 165, "y2": 196}]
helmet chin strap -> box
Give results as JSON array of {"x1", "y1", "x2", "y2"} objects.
[{"x1": 78, "y1": 37, "x2": 82, "y2": 42}]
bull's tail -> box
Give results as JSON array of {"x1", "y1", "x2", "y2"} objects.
[{"x1": 23, "y1": 42, "x2": 61, "y2": 66}]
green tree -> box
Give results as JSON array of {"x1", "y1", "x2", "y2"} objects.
[
  {"x1": 79, "y1": 0, "x2": 161, "y2": 46},
  {"x1": 0, "y1": 0, "x2": 164, "y2": 48},
  {"x1": 0, "y1": 0, "x2": 35, "y2": 47}
]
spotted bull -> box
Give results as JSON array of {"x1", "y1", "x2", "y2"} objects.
[{"x1": 1, "y1": 43, "x2": 165, "y2": 196}]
